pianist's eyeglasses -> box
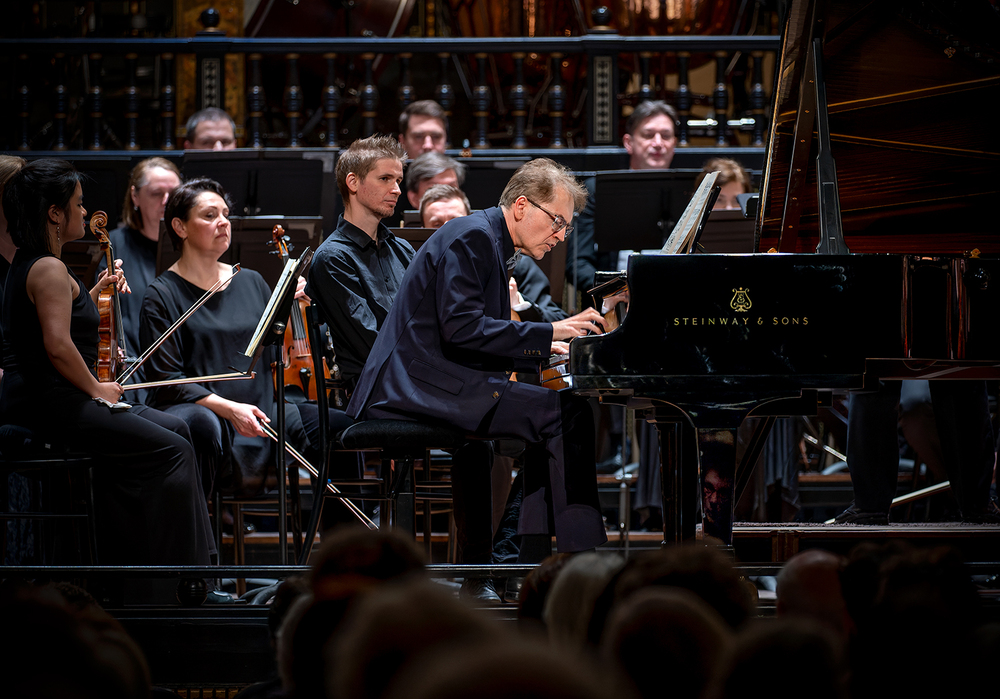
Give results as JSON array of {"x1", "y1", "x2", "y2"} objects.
[{"x1": 526, "y1": 198, "x2": 573, "y2": 237}]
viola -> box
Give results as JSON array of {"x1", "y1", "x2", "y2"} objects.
[
  {"x1": 269, "y1": 225, "x2": 333, "y2": 401},
  {"x1": 90, "y1": 211, "x2": 126, "y2": 382}
]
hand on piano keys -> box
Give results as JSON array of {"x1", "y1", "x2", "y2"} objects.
[
  {"x1": 551, "y1": 340, "x2": 570, "y2": 355},
  {"x1": 551, "y1": 307, "x2": 608, "y2": 341}
]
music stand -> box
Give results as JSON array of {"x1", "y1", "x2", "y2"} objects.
[
  {"x1": 592, "y1": 170, "x2": 700, "y2": 252},
  {"x1": 230, "y1": 248, "x2": 315, "y2": 565},
  {"x1": 694, "y1": 209, "x2": 757, "y2": 253},
  {"x1": 459, "y1": 157, "x2": 530, "y2": 210},
  {"x1": 391, "y1": 226, "x2": 438, "y2": 252}
]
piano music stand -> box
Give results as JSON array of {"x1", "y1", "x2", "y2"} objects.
[
  {"x1": 693, "y1": 209, "x2": 757, "y2": 254},
  {"x1": 230, "y1": 248, "x2": 314, "y2": 565}
]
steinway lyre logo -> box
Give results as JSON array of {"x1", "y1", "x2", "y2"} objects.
[{"x1": 730, "y1": 287, "x2": 752, "y2": 312}]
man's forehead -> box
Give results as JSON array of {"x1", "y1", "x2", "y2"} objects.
[
  {"x1": 407, "y1": 115, "x2": 446, "y2": 134},
  {"x1": 196, "y1": 119, "x2": 233, "y2": 136},
  {"x1": 634, "y1": 113, "x2": 675, "y2": 135},
  {"x1": 366, "y1": 158, "x2": 404, "y2": 177}
]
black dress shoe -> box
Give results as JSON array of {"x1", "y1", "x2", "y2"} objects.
[
  {"x1": 459, "y1": 577, "x2": 501, "y2": 604},
  {"x1": 502, "y1": 576, "x2": 524, "y2": 605},
  {"x1": 834, "y1": 504, "x2": 888, "y2": 526}
]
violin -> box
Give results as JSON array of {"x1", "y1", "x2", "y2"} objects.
[
  {"x1": 269, "y1": 225, "x2": 333, "y2": 401},
  {"x1": 90, "y1": 211, "x2": 126, "y2": 382}
]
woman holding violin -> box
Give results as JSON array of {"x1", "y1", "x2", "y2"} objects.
[
  {"x1": 0, "y1": 159, "x2": 214, "y2": 566},
  {"x1": 139, "y1": 178, "x2": 357, "y2": 500}
]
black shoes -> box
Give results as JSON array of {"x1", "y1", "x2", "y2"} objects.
[
  {"x1": 834, "y1": 504, "x2": 889, "y2": 526},
  {"x1": 459, "y1": 577, "x2": 501, "y2": 604},
  {"x1": 961, "y1": 500, "x2": 1000, "y2": 525},
  {"x1": 502, "y1": 576, "x2": 524, "y2": 605}
]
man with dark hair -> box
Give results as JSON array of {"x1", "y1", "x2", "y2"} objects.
[
  {"x1": 398, "y1": 100, "x2": 448, "y2": 156},
  {"x1": 184, "y1": 107, "x2": 237, "y2": 150},
  {"x1": 405, "y1": 152, "x2": 466, "y2": 208},
  {"x1": 306, "y1": 135, "x2": 412, "y2": 391},
  {"x1": 349, "y1": 159, "x2": 610, "y2": 599}
]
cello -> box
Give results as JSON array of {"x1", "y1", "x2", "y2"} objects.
[{"x1": 90, "y1": 211, "x2": 127, "y2": 383}]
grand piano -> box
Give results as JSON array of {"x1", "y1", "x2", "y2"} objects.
[{"x1": 568, "y1": 0, "x2": 1000, "y2": 546}]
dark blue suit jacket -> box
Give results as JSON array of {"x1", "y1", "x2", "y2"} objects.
[{"x1": 347, "y1": 207, "x2": 553, "y2": 431}]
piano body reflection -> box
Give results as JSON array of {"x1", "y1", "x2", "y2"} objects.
[{"x1": 565, "y1": 0, "x2": 1000, "y2": 545}]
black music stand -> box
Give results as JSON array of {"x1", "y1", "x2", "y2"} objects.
[
  {"x1": 693, "y1": 209, "x2": 757, "y2": 253},
  {"x1": 391, "y1": 226, "x2": 438, "y2": 253},
  {"x1": 230, "y1": 248, "x2": 314, "y2": 565},
  {"x1": 592, "y1": 170, "x2": 700, "y2": 253}
]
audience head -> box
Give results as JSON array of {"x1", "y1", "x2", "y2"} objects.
[
  {"x1": 705, "y1": 617, "x2": 847, "y2": 699},
  {"x1": 589, "y1": 543, "x2": 756, "y2": 644},
  {"x1": 184, "y1": 107, "x2": 237, "y2": 150},
  {"x1": 623, "y1": 100, "x2": 678, "y2": 170},
  {"x1": 695, "y1": 157, "x2": 753, "y2": 210},
  {"x1": 405, "y1": 152, "x2": 466, "y2": 208},
  {"x1": 336, "y1": 135, "x2": 407, "y2": 224},
  {"x1": 2, "y1": 158, "x2": 83, "y2": 255},
  {"x1": 327, "y1": 578, "x2": 497, "y2": 699},
  {"x1": 121, "y1": 157, "x2": 182, "y2": 238},
  {"x1": 309, "y1": 526, "x2": 426, "y2": 600},
  {"x1": 0, "y1": 154, "x2": 27, "y2": 260},
  {"x1": 499, "y1": 158, "x2": 587, "y2": 261},
  {"x1": 398, "y1": 100, "x2": 448, "y2": 155},
  {"x1": 1, "y1": 583, "x2": 152, "y2": 699},
  {"x1": 163, "y1": 177, "x2": 231, "y2": 253},
  {"x1": 518, "y1": 552, "x2": 574, "y2": 626},
  {"x1": 543, "y1": 552, "x2": 625, "y2": 651},
  {"x1": 384, "y1": 637, "x2": 635, "y2": 699},
  {"x1": 776, "y1": 549, "x2": 853, "y2": 641},
  {"x1": 419, "y1": 184, "x2": 471, "y2": 228},
  {"x1": 602, "y1": 586, "x2": 733, "y2": 699}
]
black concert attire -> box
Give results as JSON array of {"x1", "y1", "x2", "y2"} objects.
[
  {"x1": 94, "y1": 225, "x2": 157, "y2": 367},
  {"x1": 0, "y1": 250, "x2": 214, "y2": 565},
  {"x1": 140, "y1": 269, "x2": 356, "y2": 499},
  {"x1": 306, "y1": 215, "x2": 415, "y2": 391},
  {"x1": 511, "y1": 256, "x2": 567, "y2": 323},
  {"x1": 846, "y1": 380, "x2": 996, "y2": 518}
]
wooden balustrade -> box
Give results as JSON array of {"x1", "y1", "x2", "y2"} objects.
[{"x1": 0, "y1": 35, "x2": 778, "y2": 153}]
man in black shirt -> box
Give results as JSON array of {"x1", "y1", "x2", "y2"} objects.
[{"x1": 306, "y1": 135, "x2": 413, "y2": 391}]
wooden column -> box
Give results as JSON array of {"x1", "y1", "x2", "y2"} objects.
[
  {"x1": 472, "y1": 53, "x2": 490, "y2": 148},
  {"x1": 548, "y1": 54, "x2": 565, "y2": 148},
  {"x1": 434, "y1": 53, "x2": 454, "y2": 119},
  {"x1": 124, "y1": 53, "x2": 139, "y2": 150},
  {"x1": 160, "y1": 53, "x2": 176, "y2": 150},
  {"x1": 52, "y1": 54, "x2": 68, "y2": 151},
  {"x1": 359, "y1": 53, "x2": 378, "y2": 138},
  {"x1": 750, "y1": 51, "x2": 766, "y2": 147},
  {"x1": 87, "y1": 53, "x2": 104, "y2": 150},
  {"x1": 246, "y1": 53, "x2": 264, "y2": 148},
  {"x1": 676, "y1": 52, "x2": 691, "y2": 146},
  {"x1": 713, "y1": 51, "x2": 729, "y2": 146},
  {"x1": 17, "y1": 54, "x2": 30, "y2": 150},
  {"x1": 323, "y1": 53, "x2": 341, "y2": 148},
  {"x1": 509, "y1": 53, "x2": 529, "y2": 149},
  {"x1": 284, "y1": 53, "x2": 302, "y2": 147},
  {"x1": 398, "y1": 53, "x2": 415, "y2": 110}
]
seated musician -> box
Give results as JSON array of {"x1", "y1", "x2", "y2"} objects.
[
  {"x1": 0, "y1": 159, "x2": 215, "y2": 566},
  {"x1": 348, "y1": 159, "x2": 610, "y2": 581},
  {"x1": 405, "y1": 152, "x2": 466, "y2": 210},
  {"x1": 0, "y1": 155, "x2": 27, "y2": 383},
  {"x1": 420, "y1": 184, "x2": 567, "y2": 323},
  {"x1": 93, "y1": 158, "x2": 182, "y2": 397},
  {"x1": 306, "y1": 136, "x2": 413, "y2": 393},
  {"x1": 398, "y1": 100, "x2": 448, "y2": 156},
  {"x1": 567, "y1": 100, "x2": 678, "y2": 297},
  {"x1": 694, "y1": 157, "x2": 752, "y2": 210},
  {"x1": 139, "y1": 178, "x2": 356, "y2": 500},
  {"x1": 183, "y1": 107, "x2": 238, "y2": 151}
]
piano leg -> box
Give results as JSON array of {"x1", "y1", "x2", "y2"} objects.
[{"x1": 650, "y1": 406, "x2": 700, "y2": 545}]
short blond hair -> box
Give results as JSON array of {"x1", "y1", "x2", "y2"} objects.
[
  {"x1": 695, "y1": 157, "x2": 752, "y2": 193},
  {"x1": 336, "y1": 135, "x2": 407, "y2": 202},
  {"x1": 122, "y1": 157, "x2": 182, "y2": 230},
  {"x1": 499, "y1": 158, "x2": 587, "y2": 213}
]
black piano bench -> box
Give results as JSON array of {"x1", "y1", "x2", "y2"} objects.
[
  {"x1": 0, "y1": 424, "x2": 99, "y2": 565},
  {"x1": 336, "y1": 420, "x2": 469, "y2": 537}
]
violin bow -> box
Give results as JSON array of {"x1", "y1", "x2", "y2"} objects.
[{"x1": 116, "y1": 264, "x2": 242, "y2": 386}]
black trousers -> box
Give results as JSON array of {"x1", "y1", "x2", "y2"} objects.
[{"x1": 846, "y1": 380, "x2": 995, "y2": 515}]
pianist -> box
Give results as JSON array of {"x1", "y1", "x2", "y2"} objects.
[{"x1": 348, "y1": 158, "x2": 610, "y2": 568}]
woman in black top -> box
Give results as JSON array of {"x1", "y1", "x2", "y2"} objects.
[
  {"x1": 140, "y1": 178, "x2": 356, "y2": 499},
  {"x1": 0, "y1": 159, "x2": 214, "y2": 566}
]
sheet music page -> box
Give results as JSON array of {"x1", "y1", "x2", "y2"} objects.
[
  {"x1": 661, "y1": 171, "x2": 720, "y2": 255},
  {"x1": 244, "y1": 252, "x2": 309, "y2": 357}
]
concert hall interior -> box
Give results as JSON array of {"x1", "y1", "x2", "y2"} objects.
[{"x1": 2, "y1": 1, "x2": 1000, "y2": 697}]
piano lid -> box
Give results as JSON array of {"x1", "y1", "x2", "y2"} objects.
[{"x1": 756, "y1": 0, "x2": 1000, "y2": 254}]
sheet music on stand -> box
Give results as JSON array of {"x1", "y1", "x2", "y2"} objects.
[
  {"x1": 660, "y1": 171, "x2": 720, "y2": 255},
  {"x1": 229, "y1": 247, "x2": 314, "y2": 375}
]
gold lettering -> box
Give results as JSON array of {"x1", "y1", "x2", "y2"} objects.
[
  {"x1": 674, "y1": 318, "x2": 679, "y2": 325},
  {"x1": 792, "y1": 317, "x2": 800, "y2": 325},
  {"x1": 708, "y1": 318, "x2": 715, "y2": 326},
  {"x1": 781, "y1": 317, "x2": 790, "y2": 325},
  {"x1": 772, "y1": 317, "x2": 778, "y2": 325},
  {"x1": 803, "y1": 317, "x2": 809, "y2": 325}
]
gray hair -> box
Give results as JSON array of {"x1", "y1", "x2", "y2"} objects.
[
  {"x1": 499, "y1": 158, "x2": 587, "y2": 213},
  {"x1": 419, "y1": 184, "x2": 471, "y2": 221},
  {"x1": 405, "y1": 152, "x2": 466, "y2": 194},
  {"x1": 185, "y1": 107, "x2": 236, "y2": 142},
  {"x1": 625, "y1": 100, "x2": 678, "y2": 136}
]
